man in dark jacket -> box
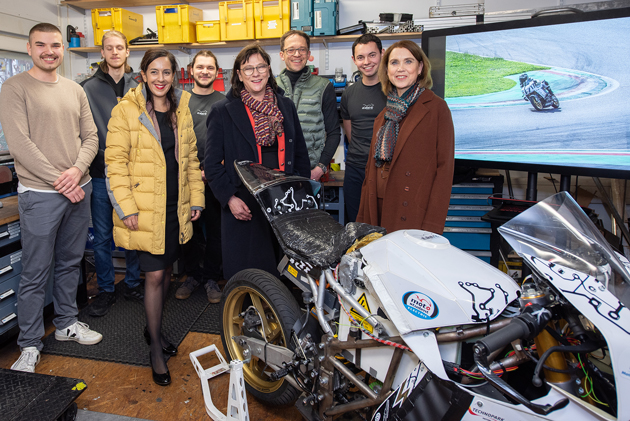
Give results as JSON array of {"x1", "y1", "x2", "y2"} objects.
[{"x1": 81, "y1": 30, "x2": 142, "y2": 317}]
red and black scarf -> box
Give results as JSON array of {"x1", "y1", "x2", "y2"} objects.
[{"x1": 240, "y1": 85, "x2": 284, "y2": 146}]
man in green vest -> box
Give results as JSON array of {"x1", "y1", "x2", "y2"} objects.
[{"x1": 276, "y1": 30, "x2": 340, "y2": 182}]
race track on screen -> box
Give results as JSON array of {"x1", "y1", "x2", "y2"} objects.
[{"x1": 446, "y1": 18, "x2": 630, "y2": 170}]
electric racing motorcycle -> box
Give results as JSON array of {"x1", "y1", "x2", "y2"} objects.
[
  {"x1": 219, "y1": 161, "x2": 629, "y2": 420},
  {"x1": 520, "y1": 73, "x2": 560, "y2": 111}
]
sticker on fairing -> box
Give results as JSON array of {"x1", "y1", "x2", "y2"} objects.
[{"x1": 403, "y1": 291, "x2": 439, "y2": 320}]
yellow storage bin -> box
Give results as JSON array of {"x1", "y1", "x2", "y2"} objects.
[
  {"x1": 156, "y1": 5, "x2": 203, "y2": 44},
  {"x1": 254, "y1": 0, "x2": 290, "y2": 39},
  {"x1": 196, "y1": 21, "x2": 222, "y2": 43},
  {"x1": 91, "y1": 8, "x2": 143, "y2": 46},
  {"x1": 219, "y1": 0, "x2": 256, "y2": 41}
]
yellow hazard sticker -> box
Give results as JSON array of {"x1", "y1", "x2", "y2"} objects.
[
  {"x1": 287, "y1": 265, "x2": 298, "y2": 278},
  {"x1": 350, "y1": 293, "x2": 373, "y2": 333}
]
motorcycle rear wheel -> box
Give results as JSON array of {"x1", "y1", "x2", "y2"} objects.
[
  {"x1": 551, "y1": 94, "x2": 560, "y2": 108},
  {"x1": 220, "y1": 269, "x2": 302, "y2": 406},
  {"x1": 529, "y1": 94, "x2": 544, "y2": 110}
]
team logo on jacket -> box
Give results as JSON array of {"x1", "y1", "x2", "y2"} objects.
[{"x1": 403, "y1": 291, "x2": 438, "y2": 320}]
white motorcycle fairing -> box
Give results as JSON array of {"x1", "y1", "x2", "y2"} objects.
[
  {"x1": 525, "y1": 255, "x2": 630, "y2": 420},
  {"x1": 360, "y1": 230, "x2": 520, "y2": 334},
  {"x1": 360, "y1": 230, "x2": 519, "y2": 380}
]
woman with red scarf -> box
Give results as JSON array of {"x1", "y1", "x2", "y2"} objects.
[
  {"x1": 357, "y1": 40, "x2": 455, "y2": 235},
  {"x1": 205, "y1": 44, "x2": 310, "y2": 280}
]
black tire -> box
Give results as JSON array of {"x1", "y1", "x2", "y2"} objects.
[
  {"x1": 220, "y1": 269, "x2": 302, "y2": 406},
  {"x1": 551, "y1": 94, "x2": 560, "y2": 108},
  {"x1": 529, "y1": 94, "x2": 544, "y2": 111}
]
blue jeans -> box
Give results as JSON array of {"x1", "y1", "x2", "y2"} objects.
[
  {"x1": 343, "y1": 164, "x2": 366, "y2": 223},
  {"x1": 91, "y1": 177, "x2": 140, "y2": 292}
]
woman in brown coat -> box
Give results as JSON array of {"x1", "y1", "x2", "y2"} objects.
[{"x1": 356, "y1": 40, "x2": 454, "y2": 234}]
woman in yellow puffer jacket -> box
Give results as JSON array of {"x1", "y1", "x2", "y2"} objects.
[{"x1": 105, "y1": 49, "x2": 204, "y2": 386}]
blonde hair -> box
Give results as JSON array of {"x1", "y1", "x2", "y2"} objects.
[
  {"x1": 100, "y1": 31, "x2": 132, "y2": 73},
  {"x1": 379, "y1": 40, "x2": 432, "y2": 96}
]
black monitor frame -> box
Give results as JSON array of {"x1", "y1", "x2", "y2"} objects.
[{"x1": 422, "y1": 7, "x2": 630, "y2": 179}]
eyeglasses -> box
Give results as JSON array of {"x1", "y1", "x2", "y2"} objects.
[
  {"x1": 283, "y1": 47, "x2": 308, "y2": 56},
  {"x1": 241, "y1": 64, "x2": 269, "y2": 76}
]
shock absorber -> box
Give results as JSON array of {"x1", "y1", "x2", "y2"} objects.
[{"x1": 520, "y1": 283, "x2": 572, "y2": 391}]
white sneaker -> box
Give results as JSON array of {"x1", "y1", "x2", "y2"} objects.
[
  {"x1": 11, "y1": 347, "x2": 40, "y2": 373},
  {"x1": 55, "y1": 321, "x2": 103, "y2": 345}
]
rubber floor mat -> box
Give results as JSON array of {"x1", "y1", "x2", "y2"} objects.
[
  {"x1": 0, "y1": 368, "x2": 85, "y2": 421},
  {"x1": 41, "y1": 281, "x2": 209, "y2": 366},
  {"x1": 189, "y1": 302, "x2": 222, "y2": 335}
]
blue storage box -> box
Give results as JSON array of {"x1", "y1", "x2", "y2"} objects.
[
  {"x1": 465, "y1": 250, "x2": 492, "y2": 264},
  {"x1": 443, "y1": 227, "x2": 492, "y2": 250},
  {"x1": 313, "y1": 0, "x2": 338, "y2": 36},
  {"x1": 447, "y1": 205, "x2": 493, "y2": 217},
  {"x1": 451, "y1": 183, "x2": 494, "y2": 195},
  {"x1": 449, "y1": 194, "x2": 492, "y2": 206},
  {"x1": 445, "y1": 216, "x2": 491, "y2": 228},
  {"x1": 291, "y1": 0, "x2": 314, "y2": 35}
]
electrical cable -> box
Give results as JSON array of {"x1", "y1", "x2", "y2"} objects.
[{"x1": 532, "y1": 342, "x2": 600, "y2": 387}]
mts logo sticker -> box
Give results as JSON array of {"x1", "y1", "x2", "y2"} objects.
[
  {"x1": 350, "y1": 293, "x2": 373, "y2": 333},
  {"x1": 403, "y1": 291, "x2": 439, "y2": 320}
]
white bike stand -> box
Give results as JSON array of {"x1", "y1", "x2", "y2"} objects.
[{"x1": 190, "y1": 344, "x2": 250, "y2": 421}]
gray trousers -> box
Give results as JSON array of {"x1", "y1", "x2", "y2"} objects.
[{"x1": 17, "y1": 182, "x2": 92, "y2": 350}]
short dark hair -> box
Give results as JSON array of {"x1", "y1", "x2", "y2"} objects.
[
  {"x1": 352, "y1": 34, "x2": 382, "y2": 57},
  {"x1": 28, "y1": 23, "x2": 62, "y2": 43},
  {"x1": 191, "y1": 50, "x2": 219, "y2": 69},
  {"x1": 280, "y1": 30, "x2": 310, "y2": 51},
  {"x1": 379, "y1": 40, "x2": 432, "y2": 95},
  {"x1": 231, "y1": 43, "x2": 277, "y2": 97}
]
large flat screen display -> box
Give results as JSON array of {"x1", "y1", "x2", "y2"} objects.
[{"x1": 422, "y1": 8, "x2": 630, "y2": 178}]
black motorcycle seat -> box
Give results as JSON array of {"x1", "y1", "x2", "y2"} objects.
[{"x1": 270, "y1": 208, "x2": 386, "y2": 269}]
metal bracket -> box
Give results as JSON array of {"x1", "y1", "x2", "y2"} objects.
[
  {"x1": 321, "y1": 38, "x2": 329, "y2": 71},
  {"x1": 63, "y1": 3, "x2": 86, "y2": 15},
  {"x1": 178, "y1": 46, "x2": 192, "y2": 55}
]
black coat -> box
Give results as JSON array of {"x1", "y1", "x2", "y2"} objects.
[{"x1": 205, "y1": 88, "x2": 310, "y2": 279}]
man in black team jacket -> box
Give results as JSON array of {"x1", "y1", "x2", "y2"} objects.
[
  {"x1": 175, "y1": 50, "x2": 225, "y2": 304},
  {"x1": 81, "y1": 30, "x2": 142, "y2": 316}
]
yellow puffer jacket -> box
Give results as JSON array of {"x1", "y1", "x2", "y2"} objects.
[{"x1": 105, "y1": 85, "x2": 204, "y2": 255}]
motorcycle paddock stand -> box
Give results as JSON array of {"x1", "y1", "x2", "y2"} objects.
[{"x1": 189, "y1": 344, "x2": 251, "y2": 421}]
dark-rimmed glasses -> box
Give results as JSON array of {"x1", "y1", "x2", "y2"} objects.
[{"x1": 241, "y1": 64, "x2": 269, "y2": 76}]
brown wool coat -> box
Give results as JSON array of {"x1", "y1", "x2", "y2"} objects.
[{"x1": 356, "y1": 89, "x2": 455, "y2": 234}]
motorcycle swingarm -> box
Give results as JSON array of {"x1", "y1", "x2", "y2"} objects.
[{"x1": 233, "y1": 335, "x2": 295, "y2": 370}]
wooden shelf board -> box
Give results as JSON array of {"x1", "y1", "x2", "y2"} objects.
[{"x1": 68, "y1": 32, "x2": 422, "y2": 54}]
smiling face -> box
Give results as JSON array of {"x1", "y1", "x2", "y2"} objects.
[
  {"x1": 191, "y1": 55, "x2": 218, "y2": 89},
  {"x1": 27, "y1": 30, "x2": 64, "y2": 73},
  {"x1": 141, "y1": 56, "x2": 174, "y2": 99},
  {"x1": 352, "y1": 41, "x2": 382, "y2": 80},
  {"x1": 387, "y1": 47, "x2": 423, "y2": 97},
  {"x1": 279, "y1": 34, "x2": 310, "y2": 73},
  {"x1": 101, "y1": 35, "x2": 129, "y2": 71},
  {"x1": 237, "y1": 53, "x2": 270, "y2": 100}
]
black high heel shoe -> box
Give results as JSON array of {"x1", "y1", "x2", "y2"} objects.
[
  {"x1": 149, "y1": 352, "x2": 171, "y2": 386},
  {"x1": 144, "y1": 326, "x2": 178, "y2": 356}
]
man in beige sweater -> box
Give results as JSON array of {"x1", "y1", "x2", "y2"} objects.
[{"x1": 0, "y1": 23, "x2": 102, "y2": 373}]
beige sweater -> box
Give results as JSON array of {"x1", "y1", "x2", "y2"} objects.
[{"x1": 0, "y1": 72, "x2": 98, "y2": 190}]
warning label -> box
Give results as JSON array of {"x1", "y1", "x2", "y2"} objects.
[{"x1": 349, "y1": 293, "x2": 373, "y2": 333}]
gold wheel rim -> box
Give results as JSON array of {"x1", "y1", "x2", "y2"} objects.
[{"x1": 223, "y1": 285, "x2": 288, "y2": 393}]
